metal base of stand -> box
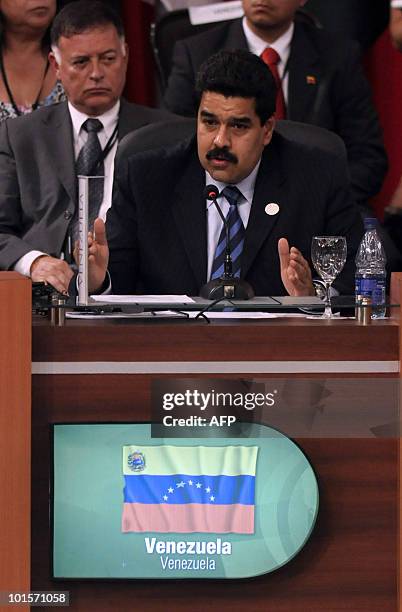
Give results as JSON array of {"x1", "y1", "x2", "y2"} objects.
[{"x1": 200, "y1": 277, "x2": 255, "y2": 300}]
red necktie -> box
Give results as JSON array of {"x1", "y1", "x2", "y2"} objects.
[{"x1": 261, "y1": 47, "x2": 286, "y2": 120}]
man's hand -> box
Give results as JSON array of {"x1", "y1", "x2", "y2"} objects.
[
  {"x1": 30, "y1": 255, "x2": 74, "y2": 294},
  {"x1": 88, "y1": 217, "x2": 109, "y2": 293},
  {"x1": 278, "y1": 237, "x2": 314, "y2": 297}
]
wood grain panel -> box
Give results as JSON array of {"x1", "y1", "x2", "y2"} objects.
[
  {"x1": 0, "y1": 274, "x2": 31, "y2": 602},
  {"x1": 32, "y1": 318, "x2": 399, "y2": 362}
]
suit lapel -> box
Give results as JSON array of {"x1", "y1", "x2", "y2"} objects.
[
  {"x1": 171, "y1": 144, "x2": 207, "y2": 287},
  {"x1": 287, "y1": 23, "x2": 321, "y2": 122},
  {"x1": 242, "y1": 137, "x2": 285, "y2": 278},
  {"x1": 40, "y1": 100, "x2": 139, "y2": 208},
  {"x1": 117, "y1": 98, "x2": 137, "y2": 139},
  {"x1": 41, "y1": 102, "x2": 76, "y2": 205},
  {"x1": 117, "y1": 98, "x2": 129, "y2": 139}
]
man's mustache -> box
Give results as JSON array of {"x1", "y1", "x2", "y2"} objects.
[{"x1": 206, "y1": 147, "x2": 238, "y2": 164}]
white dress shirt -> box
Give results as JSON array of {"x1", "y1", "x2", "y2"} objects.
[
  {"x1": 242, "y1": 19, "x2": 294, "y2": 104},
  {"x1": 14, "y1": 100, "x2": 120, "y2": 277},
  {"x1": 205, "y1": 161, "x2": 261, "y2": 280}
]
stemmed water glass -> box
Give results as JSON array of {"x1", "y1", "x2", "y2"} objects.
[{"x1": 311, "y1": 236, "x2": 347, "y2": 319}]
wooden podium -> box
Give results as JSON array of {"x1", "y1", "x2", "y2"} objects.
[{"x1": 1, "y1": 271, "x2": 402, "y2": 611}]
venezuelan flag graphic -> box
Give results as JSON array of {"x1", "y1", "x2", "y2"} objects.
[{"x1": 121, "y1": 445, "x2": 258, "y2": 534}]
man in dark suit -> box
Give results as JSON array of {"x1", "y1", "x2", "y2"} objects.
[
  {"x1": 88, "y1": 50, "x2": 363, "y2": 297},
  {"x1": 163, "y1": 0, "x2": 387, "y2": 209},
  {"x1": 306, "y1": 0, "x2": 389, "y2": 50},
  {"x1": 0, "y1": 0, "x2": 172, "y2": 294}
]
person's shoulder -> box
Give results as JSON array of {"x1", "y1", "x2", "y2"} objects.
[
  {"x1": 176, "y1": 18, "x2": 241, "y2": 49},
  {"x1": 294, "y1": 21, "x2": 361, "y2": 58},
  {"x1": 2, "y1": 100, "x2": 68, "y2": 138},
  {"x1": 119, "y1": 99, "x2": 178, "y2": 126},
  {"x1": 126, "y1": 135, "x2": 196, "y2": 169},
  {"x1": 117, "y1": 136, "x2": 197, "y2": 195}
]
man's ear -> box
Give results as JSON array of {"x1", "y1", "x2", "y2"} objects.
[
  {"x1": 48, "y1": 50, "x2": 60, "y2": 78},
  {"x1": 262, "y1": 116, "x2": 275, "y2": 146},
  {"x1": 121, "y1": 41, "x2": 129, "y2": 71}
]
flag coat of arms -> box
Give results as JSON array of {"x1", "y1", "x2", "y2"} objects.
[{"x1": 121, "y1": 445, "x2": 258, "y2": 534}]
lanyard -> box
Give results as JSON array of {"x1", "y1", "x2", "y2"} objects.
[{"x1": 0, "y1": 48, "x2": 50, "y2": 116}]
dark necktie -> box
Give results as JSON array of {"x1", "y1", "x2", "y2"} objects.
[
  {"x1": 210, "y1": 186, "x2": 245, "y2": 280},
  {"x1": 75, "y1": 118, "x2": 105, "y2": 234},
  {"x1": 261, "y1": 47, "x2": 286, "y2": 120}
]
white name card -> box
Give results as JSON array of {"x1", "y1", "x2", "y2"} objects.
[{"x1": 189, "y1": 1, "x2": 243, "y2": 25}]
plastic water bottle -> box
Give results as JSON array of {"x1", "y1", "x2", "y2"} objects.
[{"x1": 355, "y1": 218, "x2": 387, "y2": 318}]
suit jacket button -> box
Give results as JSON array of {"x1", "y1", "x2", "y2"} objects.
[{"x1": 64, "y1": 210, "x2": 72, "y2": 220}]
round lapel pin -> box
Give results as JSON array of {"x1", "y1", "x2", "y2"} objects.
[{"x1": 265, "y1": 202, "x2": 280, "y2": 216}]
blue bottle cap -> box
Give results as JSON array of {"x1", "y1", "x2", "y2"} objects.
[{"x1": 363, "y1": 217, "x2": 377, "y2": 230}]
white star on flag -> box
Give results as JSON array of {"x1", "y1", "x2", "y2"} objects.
[
  {"x1": 188, "y1": 480, "x2": 193, "y2": 485},
  {"x1": 205, "y1": 486, "x2": 211, "y2": 493},
  {"x1": 196, "y1": 482, "x2": 202, "y2": 488},
  {"x1": 163, "y1": 495, "x2": 168, "y2": 501},
  {"x1": 177, "y1": 481, "x2": 185, "y2": 488},
  {"x1": 168, "y1": 487, "x2": 174, "y2": 494},
  {"x1": 210, "y1": 496, "x2": 215, "y2": 502}
]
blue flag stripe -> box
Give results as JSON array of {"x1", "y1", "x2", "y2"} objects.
[{"x1": 123, "y1": 474, "x2": 255, "y2": 505}]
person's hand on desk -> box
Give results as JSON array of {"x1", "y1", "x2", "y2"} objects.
[
  {"x1": 278, "y1": 237, "x2": 314, "y2": 297},
  {"x1": 30, "y1": 255, "x2": 74, "y2": 295},
  {"x1": 87, "y1": 218, "x2": 109, "y2": 293}
]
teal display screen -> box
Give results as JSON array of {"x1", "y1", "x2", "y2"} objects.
[{"x1": 52, "y1": 423, "x2": 318, "y2": 579}]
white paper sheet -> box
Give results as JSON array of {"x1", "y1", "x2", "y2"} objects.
[
  {"x1": 89, "y1": 294, "x2": 195, "y2": 304},
  {"x1": 66, "y1": 310, "x2": 322, "y2": 320}
]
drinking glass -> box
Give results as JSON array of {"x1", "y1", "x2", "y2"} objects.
[{"x1": 311, "y1": 236, "x2": 347, "y2": 318}]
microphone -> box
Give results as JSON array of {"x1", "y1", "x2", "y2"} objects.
[
  {"x1": 204, "y1": 185, "x2": 232, "y2": 277},
  {"x1": 200, "y1": 184, "x2": 254, "y2": 300},
  {"x1": 205, "y1": 185, "x2": 219, "y2": 200}
]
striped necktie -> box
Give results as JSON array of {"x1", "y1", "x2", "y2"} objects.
[{"x1": 210, "y1": 186, "x2": 245, "y2": 280}]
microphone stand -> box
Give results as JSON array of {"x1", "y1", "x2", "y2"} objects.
[{"x1": 200, "y1": 188, "x2": 254, "y2": 300}]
